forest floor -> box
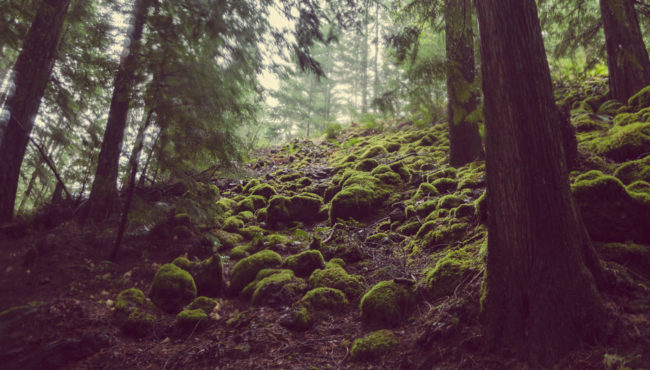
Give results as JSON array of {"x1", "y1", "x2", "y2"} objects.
[{"x1": 2, "y1": 84, "x2": 650, "y2": 369}]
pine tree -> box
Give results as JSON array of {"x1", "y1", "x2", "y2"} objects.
[
  {"x1": 444, "y1": 0, "x2": 483, "y2": 167},
  {"x1": 600, "y1": 0, "x2": 650, "y2": 101},
  {"x1": 0, "y1": 0, "x2": 71, "y2": 224},
  {"x1": 476, "y1": 0, "x2": 607, "y2": 365}
]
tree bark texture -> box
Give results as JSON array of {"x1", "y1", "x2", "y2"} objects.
[
  {"x1": 0, "y1": 0, "x2": 71, "y2": 224},
  {"x1": 600, "y1": 0, "x2": 650, "y2": 102},
  {"x1": 475, "y1": 0, "x2": 607, "y2": 365},
  {"x1": 445, "y1": 0, "x2": 484, "y2": 168},
  {"x1": 86, "y1": 0, "x2": 148, "y2": 221}
]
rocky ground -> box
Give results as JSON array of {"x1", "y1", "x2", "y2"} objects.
[{"x1": 1, "y1": 81, "x2": 650, "y2": 369}]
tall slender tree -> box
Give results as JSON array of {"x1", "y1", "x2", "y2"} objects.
[
  {"x1": 0, "y1": 0, "x2": 71, "y2": 224},
  {"x1": 86, "y1": 0, "x2": 149, "y2": 221},
  {"x1": 600, "y1": 0, "x2": 650, "y2": 101},
  {"x1": 444, "y1": 0, "x2": 483, "y2": 167},
  {"x1": 475, "y1": 0, "x2": 607, "y2": 365}
]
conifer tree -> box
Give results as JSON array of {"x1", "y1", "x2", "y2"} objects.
[
  {"x1": 476, "y1": 0, "x2": 607, "y2": 365},
  {"x1": 0, "y1": 0, "x2": 71, "y2": 224},
  {"x1": 599, "y1": 0, "x2": 650, "y2": 101}
]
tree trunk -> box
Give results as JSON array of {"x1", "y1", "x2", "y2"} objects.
[
  {"x1": 475, "y1": 0, "x2": 607, "y2": 366},
  {"x1": 0, "y1": 0, "x2": 70, "y2": 224},
  {"x1": 600, "y1": 0, "x2": 650, "y2": 102},
  {"x1": 17, "y1": 169, "x2": 38, "y2": 214},
  {"x1": 373, "y1": 1, "x2": 380, "y2": 114},
  {"x1": 445, "y1": 0, "x2": 484, "y2": 168},
  {"x1": 361, "y1": 3, "x2": 369, "y2": 114},
  {"x1": 86, "y1": 0, "x2": 148, "y2": 221}
]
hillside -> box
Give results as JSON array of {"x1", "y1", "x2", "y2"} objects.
[{"x1": 1, "y1": 82, "x2": 650, "y2": 369}]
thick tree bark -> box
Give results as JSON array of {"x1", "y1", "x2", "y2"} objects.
[
  {"x1": 600, "y1": 0, "x2": 650, "y2": 102},
  {"x1": 476, "y1": 0, "x2": 607, "y2": 365},
  {"x1": 86, "y1": 0, "x2": 148, "y2": 221},
  {"x1": 0, "y1": 0, "x2": 71, "y2": 224},
  {"x1": 445, "y1": 0, "x2": 484, "y2": 168}
]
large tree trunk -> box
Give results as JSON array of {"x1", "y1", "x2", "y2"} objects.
[
  {"x1": 445, "y1": 0, "x2": 484, "y2": 168},
  {"x1": 600, "y1": 0, "x2": 650, "y2": 102},
  {"x1": 0, "y1": 0, "x2": 70, "y2": 224},
  {"x1": 86, "y1": 0, "x2": 148, "y2": 221},
  {"x1": 475, "y1": 0, "x2": 607, "y2": 365}
]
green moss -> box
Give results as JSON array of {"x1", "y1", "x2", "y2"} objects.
[
  {"x1": 238, "y1": 225, "x2": 264, "y2": 241},
  {"x1": 361, "y1": 145, "x2": 388, "y2": 159},
  {"x1": 627, "y1": 85, "x2": 650, "y2": 110},
  {"x1": 355, "y1": 158, "x2": 379, "y2": 171},
  {"x1": 267, "y1": 193, "x2": 324, "y2": 226},
  {"x1": 284, "y1": 250, "x2": 325, "y2": 278},
  {"x1": 187, "y1": 296, "x2": 218, "y2": 313},
  {"x1": 390, "y1": 162, "x2": 412, "y2": 182},
  {"x1": 475, "y1": 191, "x2": 487, "y2": 224},
  {"x1": 404, "y1": 205, "x2": 416, "y2": 219},
  {"x1": 223, "y1": 216, "x2": 244, "y2": 232},
  {"x1": 250, "y1": 183, "x2": 277, "y2": 199},
  {"x1": 437, "y1": 195, "x2": 464, "y2": 210},
  {"x1": 189, "y1": 254, "x2": 225, "y2": 297},
  {"x1": 238, "y1": 211, "x2": 255, "y2": 222},
  {"x1": 627, "y1": 180, "x2": 650, "y2": 195},
  {"x1": 172, "y1": 225, "x2": 193, "y2": 240},
  {"x1": 308, "y1": 262, "x2": 365, "y2": 300},
  {"x1": 243, "y1": 178, "x2": 262, "y2": 194},
  {"x1": 283, "y1": 306, "x2": 312, "y2": 331},
  {"x1": 230, "y1": 244, "x2": 251, "y2": 259},
  {"x1": 385, "y1": 142, "x2": 401, "y2": 152},
  {"x1": 176, "y1": 309, "x2": 209, "y2": 332},
  {"x1": 428, "y1": 168, "x2": 458, "y2": 181},
  {"x1": 418, "y1": 134, "x2": 438, "y2": 146},
  {"x1": 115, "y1": 288, "x2": 147, "y2": 321},
  {"x1": 423, "y1": 248, "x2": 476, "y2": 299},
  {"x1": 216, "y1": 198, "x2": 237, "y2": 213},
  {"x1": 613, "y1": 112, "x2": 640, "y2": 127},
  {"x1": 415, "y1": 221, "x2": 437, "y2": 240},
  {"x1": 229, "y1": 250, "x2": 283, "y2": 294},
  {"x1": 299, "y1": 287, "x2": 348, "y2": 312},
  {"x1": 413, "y1": 183, "x2": 439, "y2": 201},
  {"x1": 595, "y1": 242, "x2": 650, "y2": 277},
  {"x1": 360, "y1": 280, "x2": 417, "y2": 328},
  {"x1": 244, "y1": 269, "x2": 307, "y2": 306},
  {"x1": 123, "y1": 310, "x2": 154, "y2": 338},
  {"x1": 236, "y1": 195, "x2": 268, "y2": 213},
  {"x1": 421, "y1": 222, "x2": 469, "y2": 247},
  {"x1": 148, "y1": 263, "x2": 197, "y2": 313},
  {"x1": 366, "y1": 233, "x2": 389, "y2": 245},
  {"x1": 572, "y1": 170, "x2": 650, "y2": 243},
  {"x1": 588, "y1": 122, "x2": 650, "y2": 161},
  {"x1": 329, "y1": 175, "x2": 389, "y2": 223},
  {"x1": 397, "y1": 221, "x2": 420, "y2": 236},
  {"x1": 432, "y1": 178, "x2": 458, "y2": 194},
  {"x1": 213, "y1": 229, "x2": 243, "y2": 249},
  {"x1": 613, "y1": 155, "x2": 650, "y2": 184},
  {"x1": 279, "y1": 173, "x2": 301, "y2": 182},
  {"x1": 598, "y1": 100, "x2": 625, "y2": 115},
  {"x1": 350, "y1": 330, "x2": 398, "y2": 362},
  {"x1": 415, "y1": 200, "x2": 438, "y2": 218},
  {"x1": 171, "y1": 256, "x2": 193, "y2": 271}
]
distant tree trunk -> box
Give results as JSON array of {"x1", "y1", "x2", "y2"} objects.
[
  {"x1": 476, "y1": 0, "x2": 607, "y2": 366},
  {"x1": 373, "y1": 2, "x2": 380, "y2": 114},
  {"x1": 138, "y1": 130, "x2": 160, "y2": 187},
  {"x1": 86, "y1": 0, "x2": 148, "y2": 221},
  {"x1": 600, "y1": 0, "x2": 650, "y2": 102},
  {"x1": 0, "y1": 0, "x2": 71, "y2": 224},
  {"x1": 445, "y1": 0, "x2": 484, "y2": 168},
  {"x1": 361, "y1": 3, "x2": 369, "y2": 114}
]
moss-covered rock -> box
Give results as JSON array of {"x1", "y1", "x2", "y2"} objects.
[
  {"x1": 397, "y1": 221, "x2": 420, "y2": 236},
  {"x1": 350, "y1": 330, "x2": 398, "y2": 362},
  {"x1": 283, "y1": 250, "x2": 325, "y2": 278},
  {"x1": 230, "y1": 244, "x2": 251, "y2": 259},
  {"x1": 414, "y1": 183, "x2": 439, "y2": 200},
  {"x1": 216, "y1": 197, "x2": 237, "y2": 213},
  {"x1": 241, "y1": 269, "x2": 307, "y2": 306},
  {"x1": 595, "y1": 242, "x2": 650, "y2": 277},
  {"x1": 628, "y1": 180, "x2": 650, "y2": 195},
  {"x1": 266, "y1": 193, "x2": 324, "y2": 226},
  {"x1": 148, "y1": 263, "x2": 197, "y2": 313},
  {"x1": 250, "y1": 183, "x2": 277, "y2": 199},
  {"x1": 432, "y1": 178, "x2": 458, "y2": 194},
  {"x1": 189, "y1": 254, "x2": 225, "y2": 297},
  {"x1": 361, "y1": 145, "x2": 388, "y2": 159},
  {"x1": 213, "y1": 229, "x2": 243, "y2": 249},
  {"x1": 279, "y1": 306, "x2": 312, "y2": 331},
  {"x1": 229, "y1": 250, "x2": 283, "y2": 295},
  {"x1": 614, "y1": 155, "x2": 650, "y2": 185},
  {"x1": 588, "y1": 122, "x2": 650, "y2": 161},
  {"x1": 598, "y1": 100, "x2": 624, "y2": 115},
  {"x1": 627, "y1": 85, "x2": 650, "y2": 110},
  {"x1": 437, "y1": 195, "x2": 464, "y2": 210},
  {"x1": 176, "y1": 309, "x2": 209, "y2": 332},
  {"x1": 242, "y1": 178, "x2": 262, "y2": 194},
  {"x1": 236, "y1": 195, "x2": 267, "y2": 213},
  {"x1": 187, "y1": 296, "x2": 218, "y2": 313},
  {"x1": 223, "y1": 216, "x2": 244, "y2": 232},
  {"x1": 422, "y1": 249, "x2": 476, "y2": 299},
  {"x1": 475, "y1": 191, "x2": 487, "y2": 224},
  {"x1": 123, "y1": 310, "x2": 154, "y2": 338},
  {"x1": 421, "y1": 222, "x2": 469, "y2": 247},
  {"x1": 299, "y1": 287, "x2": 349, "y2": 312},
  {"x1": 115, "y1": 288, "x2": 148, "y2": 322},
  {"x1": 572, "y1": 170, "x2": 650, "y2": 243},
  {"x1": 415, "y1": 200, "x2": 438, "y2": 218},
  {"x1": 360, "y1": 280, "x2": 417, "y2": 328},
  {"x1": 308, "y1": 261, "x2": 366, "y2": 300},
  {"x1": 329, "y1": 172, "x2": 390, "y2": 223},
  {"x1": 355, "y1": 158, "x2": 379, "y2": 172}
]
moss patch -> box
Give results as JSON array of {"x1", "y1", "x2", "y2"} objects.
[
  {"x1": 299, "y1": 287, "x2": 349, "y2": 312},
  {"x1": 176, "y1": 309, "x2": 209, "y2": 332},
  {"x1": 422, "y1": 248, "x2": 477, "y2": 299},
  {"x1": 308, "y1": 261, "x2": 366, "y2": 300},
  {"x1": 148, "y1": 263, "x2": 197, "y2": 313},
  {"x1": 572, "y1": 170, "x2": 650, "y2": 243},
  {"x1": 283, "y1": 250, "x2": 325, "y2": 278},
  {"x1": 241, "y1": 269, "x2": 307, "y2": 306},
  {"x1": 266, "y1": 193, "x2": 324, "y2": 226},
  {"x1": 229, "y1": 250, "x2": 283, "y2": 295},
  {"x1": 350, "y1": 329, "x2": 398, "y2": 362},
  {"x1": 360, "y1": 280, "x2": 417, "y2": 328},
  {"x1": 588, "y1": 122, "x2": 650, "y2": 162}
]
